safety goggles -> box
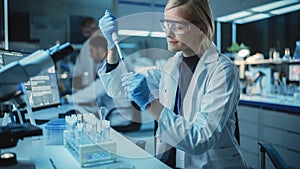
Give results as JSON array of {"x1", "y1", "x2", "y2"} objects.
[{"x1": 160, "y1": 19, "x2": 190, "y2": 35}]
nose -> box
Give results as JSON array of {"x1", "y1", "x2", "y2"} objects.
[{"x1": 165, "y1": 27, "x2": 175, "y2": 37}]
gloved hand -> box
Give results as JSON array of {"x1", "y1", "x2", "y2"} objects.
[
  {"x1": 121, "y1": 73, "x2": 155, "y2": 111},
  {"x1": 98, "y1": 10, "x2": 118, "y2": 49}
]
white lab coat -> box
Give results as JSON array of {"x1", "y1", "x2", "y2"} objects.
[
  {"x1": 72, "y1": 39, "x2": 97, "y2": 88},
  {"x1": 99, "y1": 43, "x2": 248, "y2": 169}
]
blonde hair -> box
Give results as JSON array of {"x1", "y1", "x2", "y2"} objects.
[{"x1": 166, "y1": 0, "x2": 215, "y2": 42}]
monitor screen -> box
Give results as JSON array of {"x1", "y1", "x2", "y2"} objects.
[
  {"x1": 288, "y1": 64, "x2": 300, "y2": 82},
  {"x1": 0, "y1": 49, "x2": 61, "y2": 110}
]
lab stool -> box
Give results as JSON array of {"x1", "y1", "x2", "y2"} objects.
[{"x1": 258, "y1": 142, "x2": 288, "y2": 169}]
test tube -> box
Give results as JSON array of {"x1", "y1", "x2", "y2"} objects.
[
  {"x1": 96, "y1": 119, "x2": 102, "y2": 143},
  {"x1": 90, "y1": 118, "x2": 97, "y2": 142},
  {"x1": 98, "y1": 107, "x2": 106, "y2": 121},
  {"x1": 103, "y1": 120, "x2": 110, "y2": 142},
  {"x1": 76, "y1": 115, "x2": 83, "y2": 145}
]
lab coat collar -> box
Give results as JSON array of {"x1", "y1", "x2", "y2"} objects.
[
  {"x1": 199, "y1": 42, "x2": 219, "y2": 64},
  {"x1": 160, "y1": 53, "x2": 181, "y2": 110},
  {"x1": 162, "y1": 43, "x2": 219, "y2": 120},
  {"x1": 176, "y1": 42, "x2": 219, "y2": 64}
]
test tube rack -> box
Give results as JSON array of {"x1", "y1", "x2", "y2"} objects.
[{"x1": 64, "y1": 130, "x2": 117, "y2": 167}]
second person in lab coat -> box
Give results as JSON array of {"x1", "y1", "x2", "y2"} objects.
[
  {"x1": 98, "y1": 0, "x2": 248, "y2": 168},
  {"x1": 68, "y1": 34, "x2": 141, "y2": 131}
]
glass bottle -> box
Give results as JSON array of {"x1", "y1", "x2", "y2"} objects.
[
  {"x1": 269, "y1": 48, "x2": 275, "y2": 61},
  {"x1": 293, "y1": 41, "x2": 300, "y2": 60},
  {"x1": 283, "y1": 48, "x2": 291, "y2": 60}
]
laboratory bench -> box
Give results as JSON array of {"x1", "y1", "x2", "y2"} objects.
[
  {"x1": 3, "y1": 127, "x2": 169, "y2": 169},
  {"x1": 239, "y1": 94, "x2": 300, "y2": 114},
  {"x1": 238, "y1": 94, "x2": 300, "y2": 169},
  {"x1": 1, "y1": 105, "x2": 169, "y2": 169}
]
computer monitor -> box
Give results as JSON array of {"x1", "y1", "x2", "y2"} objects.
[
  {"x1": 0, "y1": 49, "x2": 61, "y2": 110},
  {"x1": 288, "y1": 64, "x2": 300, "y2": 82}
]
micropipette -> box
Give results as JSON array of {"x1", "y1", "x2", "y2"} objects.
[
  {"x1": 112, "y1": 32, "x2": 130, "y2": 99},
  {"x1": 112, "y1": 32, "x2": 127, "y2": 69}
]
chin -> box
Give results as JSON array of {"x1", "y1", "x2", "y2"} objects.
[{"x1": 168, "y1": 46, "x2": 180, "y2": 53}]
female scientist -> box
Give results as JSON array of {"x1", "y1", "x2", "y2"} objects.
[{"x1": 98, "y1": 0, "x2": 248, "y2": 168}]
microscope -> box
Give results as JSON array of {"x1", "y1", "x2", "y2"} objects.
[{"x1": 0, "y1": 42, "x2": 74, "y2": 169}]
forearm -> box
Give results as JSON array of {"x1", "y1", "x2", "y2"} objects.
[
  {"x1": 146, "y1": 99, "x2": 164, "y2": 121},
  {"x1": 106, "y1": 48, "x2": 119, "y2": 64}
]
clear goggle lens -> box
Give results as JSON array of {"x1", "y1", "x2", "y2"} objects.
[{"x1": 160, "y1": 19, "x2": 190, "y2": 35}]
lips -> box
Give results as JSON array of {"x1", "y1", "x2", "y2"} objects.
[{"x1": 168, "y1": 40, "x2": 178, "y2": 44}]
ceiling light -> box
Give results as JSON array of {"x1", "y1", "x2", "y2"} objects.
[
  {"x1": 216, "y1": 11, "x2": 252, "y2": 22},
  {"x1": 118, "y1": 29, "x2": 150, "y2": 37},
  {"x1": 234, "y1": 13, "x2": 271, "y2": 24},
  {"x1": 150, "y1": 31, "x2": 165, "y2": 38},
  {"x1": 250, "y1": 0, "x2": 299, "y2": 12},
  {"x1": 119, "y1": 43, "x2": 137, "y2": 49},
  {"x1": 270, "y1": 3, "x2": 300, "y2": 15}
]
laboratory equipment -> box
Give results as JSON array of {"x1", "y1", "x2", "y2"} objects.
[
  {"x1": 0, "y1": 123, "x2": 43, "y2": 169},
  {"x1": 244, "y1": 68, "x2": 271, "y2": 95},
  {"x1": 0, "y1": 43, "x2": 73, "y2": 169},
  {"x1": 283, "y1": 48, "x2": 291, "y2": 60},
  {"x1": 288, "y1": 64, "x2": 300, "y2": 82},
  {"x1": 112, "y1": 31, "x2": 127, "y2": 70},
  {"x1": 0, "y1": 49, "x2": 61, "y2": 111},
  {"x1": 269, "y1": 48, "x2": 275, "y2": 60},
  {"x1": 111, "y1": 29, "x2": 131, "y2": 100},
  {"x1": 253, "y1": 71, "x2": 266, "y2": 95},
  {"x1": 272, "y1": 72, "x2": 281, "y2": 94},
  {"x1": 272, "y1": 50, "x2": 280, "y2": 60},
  {"x1": 64, "y1": 113, "x2": 117, "y2": 167},
  {"x1": 0, "y1": 42, "x2": 73, "y2": 120},
  {"x1": 293, "y1": 41, "x2": 300, "y2": 60},
  {"x1": 45, "y1": 118, "x2": 68, "y2": 145},
  {"x1": 98, "y1": 106, "x2": 106, "y2": 120}
]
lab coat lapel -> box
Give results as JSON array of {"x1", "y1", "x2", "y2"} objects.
[
  {"x1": 183, "y1": 44, "x2": 219, "y2": 121},
  {"x1": 183, "y1": 61, "x2": 205, "y2": 121},
  {"x1": 156, "y1": 53, "x2": 180, "y2": 157},
  {"x1": 160, "y1": 53, "x2": 181, "y2": 109}
]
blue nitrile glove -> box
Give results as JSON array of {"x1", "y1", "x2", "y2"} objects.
[
  {"x1": 121, "y1": 73, "x2": 155, "y2": 111},
  {"x1": 98, "y1": 10, "x2": 118, "y2": 49}
]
